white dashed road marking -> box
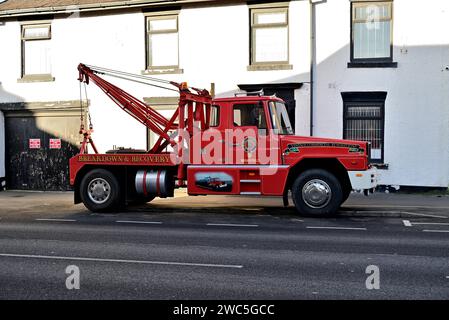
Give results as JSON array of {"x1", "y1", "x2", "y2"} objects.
[
  {"x1": 306, "y1": 226, "x2": 367, "y2": 231},
  {"x1": 207, "y1": 223, "x2": 259, "y2": 228},
  {"x1": 423, "y1": 230, "x2": 449, "y2": 233},
  {"x1": 403, "y1": 220, "x2": 412, "y2": 227},
  {"x1": 402, "y1": 212, "x2": 448, "y2": 219},
  {"x1": 116, "y1": 220, "x2": 162, "y2": 225},
  {"x1": 35, "y1": 218, "x2": 77, "y2": 222},
  {"x1": 0, "y1": 253, "x2": 243, "y2": 269},
  {"x1": 409, "y1": 222, "x2": 449, "y2": 226}
]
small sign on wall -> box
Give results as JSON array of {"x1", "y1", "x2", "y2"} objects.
[
  {"x1": 29, "y1": 138, "x2": 41, "y2": 149},
  {"x1": 49, "y1": 139, "x2": 62, "y2": 149}
]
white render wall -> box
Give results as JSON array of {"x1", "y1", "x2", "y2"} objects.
[
  {"x1": 0, "y1": 110, "x2": 4, "y2": 181},
  {"x1": 0, "y1": 1, "x2": 311, "y2": 154},
  {"x1": 0, "y1": 0, "x2": 448, "y2": 188},
  {"x1": 313, "y1": 0, "x2": 449, "y2": 187}
]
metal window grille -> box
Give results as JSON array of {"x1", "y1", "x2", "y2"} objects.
[{"x1": 343, "y1": 101, "x2": 384, "y2": 163}]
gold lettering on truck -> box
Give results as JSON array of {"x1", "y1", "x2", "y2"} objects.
[{"x1": 78, "y1": 154, "x2": 170, "y2": 163}]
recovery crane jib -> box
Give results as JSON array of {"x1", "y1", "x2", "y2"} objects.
[{"x1": 70, "y1": 64, "x2": 378, "y2": 217}]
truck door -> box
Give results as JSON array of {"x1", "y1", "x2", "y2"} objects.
[{"x1": 227, "y1": 102, "x2": 269, "y2": 165}]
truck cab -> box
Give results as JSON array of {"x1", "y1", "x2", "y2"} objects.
[{"x1": 185, "y1": 95, "x2": 377, "y2": 216}]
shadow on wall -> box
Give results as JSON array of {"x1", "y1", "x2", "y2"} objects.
[{"x1": 0, "y1": 83, "x2": 82, "y2": 191}]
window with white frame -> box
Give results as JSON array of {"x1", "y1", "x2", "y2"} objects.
[
  {"x1": 250, "y1": 7, "x2": 289, "y2": 65},
  {"x1": 351, "y1": 1, "x2": 393, "y2": 62},
  {"x1": 146, "y1": 14, "x2": 180, "y2": 72},
  {"x1": 21, "y1": 23, "x2": 52, "y2": 78}
]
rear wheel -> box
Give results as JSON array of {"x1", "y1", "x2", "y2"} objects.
[
  {"x1": 80, "y1": 169, "x2": 121, "y2": 212},
  {"x1": 291, "y1": 169, "x2": 343, "y2": 217}
]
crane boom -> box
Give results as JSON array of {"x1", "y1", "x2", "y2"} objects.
[{"x1": 76, "y1": 63, "x2": 212, "y2": 155}]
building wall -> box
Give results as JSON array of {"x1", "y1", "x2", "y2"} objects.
[
  {"x1": 314, "y1": 0, "x2": 449, "y2": 187},
  {"x1": 0, "y1": 1, "x2": 311, "y2": 155},
  {"x1": 0, "y1": 110, "x2": 5, "y2": 186},
  {"x1": 0, "y1": 0, "x2": 448, "y2": 188}
]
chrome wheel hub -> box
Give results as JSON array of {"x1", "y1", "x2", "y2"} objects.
[
  {"x1": 88, "y1": 178, "x2": 111, "y2": 204},
  {"x1": 302, "y1": 179, "x2": 332, "y2": 209}
]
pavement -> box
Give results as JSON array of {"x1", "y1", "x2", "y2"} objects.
[{"x1": 0, "y1": 190, "x2": 449, "y2": 299}]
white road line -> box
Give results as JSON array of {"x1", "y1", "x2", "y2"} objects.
[
  {"x1": 423, "y1": 230, "x2": 449, "y2": 233},
  {"x1": 345, "y1": 204, "x2": 449, "y2": 210},
  {"x1": 306, "y1": 226, "x2": 367, "y2": 231},
  {"x1": 409, "y1": 222, "x2": 449, "y2": 226},
  {"x1": 0, "y1": 253, "x2": 243, "y2": 269},
  {"x1": 35, "y1": 218, "x2": 77, "y2": 222},
  {"x1": 116, "y1": 220, "x2": 162, "y2": 225},
  {"x1": 206, "y1": 223, "x2": 259, "y2": 228},
  {"x1": 403, "y1": 220, "x2": 412, "y2": 227},
  {"x1": 291, "y1": 219, "x2": 304, "y2": 222},
  {"x1": 401, "y1": 212, "x2": 448, "y2": 219}
]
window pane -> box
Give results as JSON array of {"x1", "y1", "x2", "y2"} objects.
[
  {"x1": 269, "y1": 101, "x2": 293, "y2": 135},
  {"x1": 354, "y1": 20, "x2": 390, "y2": 59},
  {"x1": 233, "y1": 104, "x2": 267, "y2": 129},
  {"x1": 210, "y1": 106, "x2": 220, "y2": 127},
  {"x1": 149, "y1": 33, "x2": 178, "y2": 67},
  {"x1": 24, "y1": 39, "x2": 51, "y2": 75},
  {"x1": 149, "y1": 18, "x2": 177, "y2": 31},
  {"x1": 254, "y1": 27, "x2": 288, "y2": 62},
  {"x1": 23, "y1": 26, "x2": 50, "y2": 39},
  {"x1": 255, "y1": 12, "x2": 286, "y2": 25},
  {"x1": 354, "y1": 3, "x2": 391, "y2": 21}
]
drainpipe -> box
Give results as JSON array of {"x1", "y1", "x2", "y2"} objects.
[{"x1": 309, "y1": 0, "x2": 326, "y2": 137}]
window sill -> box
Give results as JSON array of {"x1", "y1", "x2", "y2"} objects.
[
  {"x1": 371, "y1": 163, "x2": 389, "y2": 170},
  {"x1": 142, "y1": 68, "x2": 184, "y2": 75},
  {"x1": 348, "y1": 62, "x2": 398, "y2": 69},
  {"x1": 17, "y1": 74, "x2": 55, "y2": 83},
  {"x1": 247, "y1": 64, "x2": 293, "y2": 71}
]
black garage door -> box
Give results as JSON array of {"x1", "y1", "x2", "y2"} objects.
[{"x1": 4, "y1": 110, "x2": 81, "y2": 191}]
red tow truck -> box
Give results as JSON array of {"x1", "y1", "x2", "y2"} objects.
[{"x1": 70, "y1": 64, "x2": 377, "y2": 217}]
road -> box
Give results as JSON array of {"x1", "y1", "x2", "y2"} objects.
[{"x1": 0, "y1": 191, "x2": 449, "y2": 299}]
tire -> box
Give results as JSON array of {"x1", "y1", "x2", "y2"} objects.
[
  {"x1": 291, "y1": 169, "x2": 343, "y2": 217},
  {"x1": 80, "y1": 169, "x2": 121, "y2": 212}
]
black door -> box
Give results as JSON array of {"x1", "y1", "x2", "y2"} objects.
[{"x1": 5, "y1": 114, "x2": 80, "y2": 191}]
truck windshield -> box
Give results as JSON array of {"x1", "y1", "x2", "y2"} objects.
[{"x1": 268, "y1": 101, "x2": 294, "y2": 135}]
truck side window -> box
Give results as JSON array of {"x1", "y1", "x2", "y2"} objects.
[
  {"x1": 233, "y1": 104, "x2": 267, "y2": 135},
  {"x1": 209, "y1": 105, "x2": 220, "y2": 127}
]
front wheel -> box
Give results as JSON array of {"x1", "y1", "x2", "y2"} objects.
[
  {"x1": 291, "y1": 169, "x2": 343, "y2": 217},
  {"x1": 80, "y1": 169, "x2": 121, "y2": 212}
]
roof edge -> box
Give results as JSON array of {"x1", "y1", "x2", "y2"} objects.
[{"x1": 0, "y1": 0, "x2": 217, "y2": 18}]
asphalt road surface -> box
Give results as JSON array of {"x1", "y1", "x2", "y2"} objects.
[{"x1": 0, "y1": 191, "x2": 449, "y2": 299}]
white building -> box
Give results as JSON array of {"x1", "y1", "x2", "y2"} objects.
[{"x1": 0, "y1": 0, "x2": 448, "y2": 190}]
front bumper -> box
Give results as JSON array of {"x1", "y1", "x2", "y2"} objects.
[{"x1": 348, "y1": 167, "x2": 378, "y2": 191}]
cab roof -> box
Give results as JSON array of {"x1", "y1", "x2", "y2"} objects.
[{"x1": 213, "y1": 96, "x2": 285, "y2": 103}]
